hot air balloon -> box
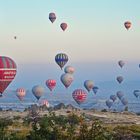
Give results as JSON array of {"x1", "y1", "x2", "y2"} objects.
[
  {"x1": 106, "y1": 99, "x2": 113, "y2": 109},
  {"x1": 110, "y1": 95, "x2": 117, "y2": 102},
  {"x1": 55, "y1": 53, "x2": 68, "y2": 69},
  {"x1": 32, "y1": 85, "x2": 44, "y2": 100},
  {"x1": 121, "y1": 97, "x2": 128, "y2": 106},
  {"x1": 72, "y1": 89, "x2": 87, "y2": 105},
  {"x1": 40, "y1": 99, "x2": 50, "y2": 107},
  {"x1": 16, "y1": 88, "x2": 26, "y2": 101},
  {"x1": 116, "y1": 91, "x2": 124, "y2": 100},
  {"x1": 124, "y1": 21, "x2": 132, "y2": 30},
  {"x1": 49, "y1": 12, "x2": 56, "y2": 23},
  {"x1": 0, "y1": 56, "x2": 17, "y2": 95},
  {"x1": 133, "y1": 90, "x2": 140, "y2": 98},
  {"x1": 46, "y1": 79, "x2": 56, "y2": 91},
  {"x1": 116, "y1": 76, "x2": 123, "y2": 84},
  {"x1": 92, "y1": 86, "x2": 99, "y2": 94},
  {"x1": 64, "y1": 66, "x2": 75, "y2": 74},
  {"x1": 118, "y1": 60, "x2": 125, "y2": 68},
  {"x1": 84, "y1": 80, "x2": 94, "y2": 92},
  {"x1": 61, "y1": 73, "x2": 74, "y2": 88},
  {"x1": 60, "y1": 23, "x2": 67, "y2": 31}
]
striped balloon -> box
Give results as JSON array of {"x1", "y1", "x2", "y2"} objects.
[
  {"x1": 40, "y1": 99, "x2": 50, "y2": 107},
  {"x1": 0, "y1": 56, "x2": 17, "y2": 95},
  {"x1": 46, "y1": 79, "x2": 56, "y2": 91},
  {"x1": 16, "y1": 88, "x2": 26, "y2": 101},
  {"x1": 55, "y1": 53, "x2": 68, "y2": 69},
  {"x1": 72, "y1": 89, "x2": 87, "y2": 105}
]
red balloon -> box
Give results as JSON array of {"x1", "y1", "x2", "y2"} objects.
[
  {"x1": 60, "y1": 23, "x2": 68, "y2": 31},
  {"x1": 40, "y1": 99, "x2": 50, "y2": 107},
  {"x1": 46, "y1": 79, "x2": 56, "y2": 91},
  {"x1": 0, "y1": 56, "x2": 17, "y2": 95},
  {"x1": 72, "y1": 89, "x2": 87, "y2": 105},
  {"x1": 16, "y1": 88, "x2": 26, "y2": 101},
  {"x1": 124, "y1": 21, "x2": 131, "y2": 30}
]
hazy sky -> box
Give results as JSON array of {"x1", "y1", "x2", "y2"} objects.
[{"x1": 0, "y1": 0, "x2": 140, "y2": 89}]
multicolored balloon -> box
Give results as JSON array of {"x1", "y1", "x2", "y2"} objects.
[
  {"x1": 92, "y1": 86, "x2": 99, "y2": 94},
  {"x1": 0, "y1": 56, "x2": 17, "y2": 95},
  {"x1": 116, "y1": 91, "x2": 124, "y2": 100},
  {"x1": 106, "y1": 99, "x2": 113, "y2": 108},
  {"x1": 61, "y1": 73, "x2": 74, "y2": 88},
  {"x1": 64, "y1": 66, "x2": 75, "y2": 74},
  {"x1": 32, "y1": 85, "x2": 44, "y2": 100},
  {"x1": 49, "y1": 12, "x2": 56, "y2": 23},
  {"x1": 110, "y1": 95, "x2": 117, "y2": 102},
  {"x1": 72, "y1": 89, "x2": 87, "y2": 105},
  {"x1": 118, "y1": 60, "x2": 125, "y2": 68},
  {"x1": 60, "y1": 23, "x2": 67, "y2": 31},
  {"x1": 16, "y1": 88, "x2": 26, "y2": 101},
  {"x1": 55, "y1": 53, "x2": 68, "y2": 69},
  {"x1": 124, "y1": 21, "x2": 132, "y2": 30},
  {"x1": 40, "y1": 99, "x2": 50, "y2": 107},
  {"x1": 46, "y1": 79, "x2": 56, "y2": 91},
  {"x1": 116, "y1": 76, "x2": 124, "y2": 84},
  {"x1": 84, "y1": 80, "x2": 94, "y2": 92}
]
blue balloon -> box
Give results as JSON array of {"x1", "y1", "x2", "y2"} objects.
[
  {"x1": 55, "y1": 53, "x2": 68, "y2": 69},
  {"x1": 116, "y1": 91, "x2": 124, "y2": 100},
  {"x1": 121, "y1": 97, "x2": 128, "y2": 106},
  {"x1": 110, "y1": 95, "x2": 117, "y2": 102},
  {"x1": 92, "y1": 86, "x2": 99, "y2": 94},
  {"x1": 133, "y1": 90, "x2": 140, "y2": 98},
  {"x1": 106, "y1": 99, "x2": 113, "y2": 109}
]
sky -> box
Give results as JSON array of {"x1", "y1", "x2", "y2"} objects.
[{"x1": 0, "y1": 0, "x2": 140, "y2": 89}]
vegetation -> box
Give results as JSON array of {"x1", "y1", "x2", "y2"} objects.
[{"x1": 0, "y1": 111, "x2": 139, "y2": 140}]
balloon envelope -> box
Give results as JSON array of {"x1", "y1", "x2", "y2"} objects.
[
  {"x1": 118, "y1": 60, "x2": 125, "y2": 68},
  {"x1": 40, "y1": 99, "x2": 50, "y2": 107},
  {"x1": 84, "y1": 80, "x2": 94, "y2": 92},
  {"x1": 124, "y1": 21, "x2": 131, "y2": 30},
  {"x1": 110, "y1": 95, "x2": 117, "y2": 102},
  {"x1": 116, "y1": 76, "x2": 123, "y2": 84},
  {"x1": 116, "y1": 91, "x2": 124, "y2": 100},
  {"x1": 49, "y1": 12, "x2": 56, "y2": 23},
  {"x1": 0, "y1": 56, "x2": 17, "y2": 95},
  {"x1": 64, "y1": 66, "x2": 75, "y2": 74},
  {"x1": 60, "y1": 23, "x2": 67, "y2": 31},
  {"x1": 72, "y1": 89, "x2": 87, "y2": 105},
  {"x1": 106, "y1": 99, "x2": 113, "y2": 108},
  {"x1": 61, "y1": 73, "x2": 74, "y2": 88},
  {"x1": 46, "y1": 79, "x2": 56, "y2": 91},
  {"x1": 121, "y1": 97, "x2": 128, "y2": 106},
  {"x1": 133, "y1": 90, "x2": 140, "y2": 98},
  {"x1": 55, "y1": 53, "x2": 68, "y2": 69},
  {"x1": 16, "y1": 88, "x2": 26, "y2": 101},
  {"x1": 92, "y1": 86, "x2": 99, "y2": 94},
  {"x1": 32, "y1": 85, "x2": 44, "y2": 100}
]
